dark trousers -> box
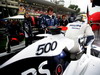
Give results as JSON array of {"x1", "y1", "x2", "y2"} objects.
[
  {"x1": 6, "y1": 36, "x2": 11, "y2": 53},
  {"x1": 25, "y1": 36, "x2": 32, "y2": 47}
]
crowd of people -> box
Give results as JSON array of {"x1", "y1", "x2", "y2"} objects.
[
  {"x1": 5, "y1": 6, "x2": 73, "y2": 52},
  {"x1": 5, "y1": 20, "x2": 24, "y2": 53},
  {"x1": 1, "y1": 6, "x2": 95, "y2": 60}
]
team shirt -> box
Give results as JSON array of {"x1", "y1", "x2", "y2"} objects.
[{"x1": 65, "y1": 21, "x2": 94, "y2": 53}]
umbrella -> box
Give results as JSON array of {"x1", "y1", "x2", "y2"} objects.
[
  {"x1": 89, "y1": 12, "x2": 100, "y2": 22},
  {"x1": 89, "y1": 12, "x2": 100, "y2": 31}
]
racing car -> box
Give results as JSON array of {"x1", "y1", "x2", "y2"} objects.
[
  {"x1": 0, "y1": 26, "x2": 100, "y2": 75},
  {"x1": 0, "y1": 0, "x2": 100, "y2": 74},
  {"x1": 0, "y1": 27, "x2": 74, "y2": 75}
]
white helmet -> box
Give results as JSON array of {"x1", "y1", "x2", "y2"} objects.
[{"x1": 75, "y1": 15, "x2": 84, "y2": 22}]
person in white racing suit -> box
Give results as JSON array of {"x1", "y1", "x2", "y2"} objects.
[{"x1": 65, "y1": 15, "x2": 95, "y2": 59}]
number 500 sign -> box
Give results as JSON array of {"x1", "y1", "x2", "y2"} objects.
[{"x1": 36, "y1": 41, "x2": 57, "y2": 55}]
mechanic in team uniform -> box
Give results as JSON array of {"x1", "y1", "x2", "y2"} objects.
[
  {"x1": 23, "y1": 12, "x2": 33, "y2": 47},
  {"x1": 39, "y1": 6, "x2": 58, "y2": 33},
  {"x1": 59, "y1": 14, "x2": 69, "y2": 26},
  {"x1": 65, "y1": 15, "x2": 95, "y2": 59}
]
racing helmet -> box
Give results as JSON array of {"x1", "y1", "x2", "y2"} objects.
[
  {"x1": 75, "y1": 15, "x2": 84, "y2": 22},
  {"x1": 10, "y1": 38, "x2": 19, "y2": 46}
]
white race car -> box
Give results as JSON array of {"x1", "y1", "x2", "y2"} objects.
[{"x1": 0, "y1": 27, "x2": 100, "y2": 75}]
